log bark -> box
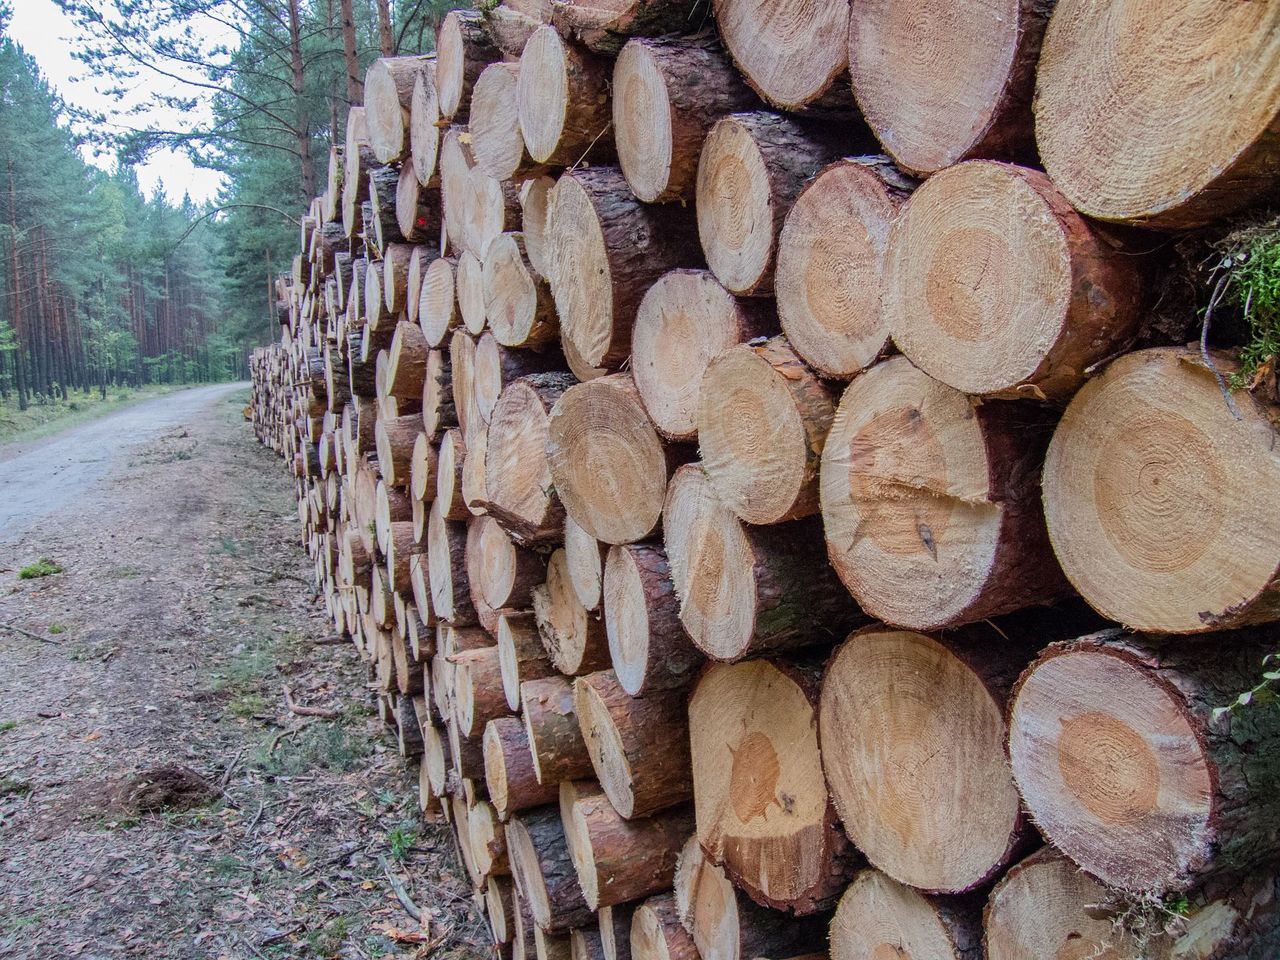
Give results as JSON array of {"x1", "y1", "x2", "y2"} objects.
[
  {"x1": 365, "y1": 56, "x2": 434, "y2": 164},
  {"x1": 521, "y1": 674, "x2": 596, "y2": 785},
  {"x1": 486, "y1": 372, "x2": 576, "y2": 545},
  {"x1": 573, "y1": 670, "x2": 690, "y2": 819},
  {"x1": 486, "y1": 715, "x2": 561, "y2": 821},
  {"x1": 711, "y1": 0, "x2": 851, "y2": 111},
  {"x1": 632, "y1": 269, "x2": 775, "y2": 442},
  {"x1": 437, "y1": 9, "x2": 502, "y2": 122},
  {"x1": 547, "y1": 167, "x2": 700, "y2": 370},
  {"x1": 698, "y1": 336, "x2": 836, "y2": 525},
  {"x1": 820, "y1": 624, "x2": 1037, "y2": 894},
  {"x1": 882, "y1": 161, "x2": 1143, "y2": 401},
  {"x1": 552, "y1": 0, "x2": 705, "y2": 55},
  {"x1": 830, "y1": 869, "x2": 983, "y2": 960},
  {"x1": 483, "y1": 234, "x2": 560, "y2": 350},
  {"x1": 848, "y1": 0, "x2": 1050, "y2": 176},
  {"x1": 1008, "y1": 628, "x2": 1280, "y2": 893},
  {"x1": 420, "y1": 257, "x2": 459, "y2": 349},
  {"x1": 533, "y1": 549, "x2": 611, "y2": 677},
  {"x1": 820, "y1": 355, "x2": 1070, "y2": 631},
  {"x1": 614, "y1": 35, "x2": 760, "y2": 203},
  {"x1": 603, "y1": 543, "x2": 701, "y2": 696},
  {"x1": 1034, "y1": 0, "x2": 1280, "y2": 229},
  {"x1": 696, "y1": 112, "x2": 851, "y2": 297},
  {"x1": 473, "y1": 62, "x2": 548, "y2": 182},
  {"x1": 1042, "y1": 346, "x2": 1280, "y2": 633},
  {"x1": 428, "y1": 497, "x2": 477, "y2": 625},
  {"x1": 508, "y1": 805, "x2": 596, "y2": 934},
  {"x1": 776, "y1": 157, "x2": 912, "y2": 379},
  {"x1": 630, "y1": 895, "x2": 698, "y2": 960},
  {"x1": 547, "y1": 375, "x2": 685, "y2": 546},
  {"x1": 560, "y1": 780, "x2": 695, "y2": 909},
  {"x1": 486, "y1": 1, "x2": 554, "y2": 59},
  {"x1": 517, "y1": 25, "x2": 614, "y2": 166},
  {"x1": 691, "y1": 657, "x2": 858, "y2": 913},
  {"x1": 368, "y1": 164, "x2": 406, "y2": 253},
  {"x1": 664, "y1": 464, "x2": 863, "y2": 662},
  {"x1": 498, "y1": 611, "x2": 556, "y2": 712}
]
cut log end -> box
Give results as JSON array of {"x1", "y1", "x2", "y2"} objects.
[{"x1": 830, "y1": 869, "x2": 982, "y2": 960}]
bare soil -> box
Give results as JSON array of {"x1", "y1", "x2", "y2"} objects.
[{"x1": 0, "y1": 387, "x2": 485, "y2": 960}]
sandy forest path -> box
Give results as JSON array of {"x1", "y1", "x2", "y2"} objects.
[{"x1": 0, "y1": 386, "x2": 483, "y2": 960}]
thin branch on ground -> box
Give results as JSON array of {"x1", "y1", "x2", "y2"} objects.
[
  {"x1": 0, "y1": 622, "x2": 60, "y2": 644},
  {"x1": 283, "y1": 685, "x2": 341, "y2": 719},
  {"x1": 378, "y1": 854, "x2": 424, "y2": 923}
]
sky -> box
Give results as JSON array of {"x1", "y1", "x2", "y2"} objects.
[{"x1": 8, "y1": 0, "x2": 227, "y2": 204}]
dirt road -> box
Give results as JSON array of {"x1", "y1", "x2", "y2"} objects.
[{"x1": 0, "y1": 386, "x2": 481, "y2": 959}]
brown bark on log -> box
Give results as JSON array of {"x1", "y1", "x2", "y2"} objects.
[
  {"x1": 521, "y1": 674, "x2": 596, "y2": 785},
  {"x1": 547, "y1": 167, "x2": 700, "y2": 370},
  {"x1": 574, "y1": 670, "x2": 690, "y2": 820},
  {"x1": 486, "y1": 715, "x2": 562, "y2": 821},
  {"x1": 437, "y1": 9, "x2": 502, "y2": 122},
  {"x1": 517, "y1": 26, "x2": 614, "y2": 167},
  {"x1": 498, "y1": 610, "x2": 556, "y2": 711},
  {"x1": 603, "y1": 543, "x2": 701, "y2": 697},
  {"x1": 365, "y1": 55, "x2": 434, "y2": 164},
  {"x1": 508, "y1": 805, "x2": 596, "y2": 934},
  {"x1": 630, "y1": 895, "x2": 699, "y2": 960},
  {"x1": 553, "y1": 0, "x2": 706, "y2": 56}
]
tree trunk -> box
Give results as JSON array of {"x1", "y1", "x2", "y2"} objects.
[
  {"x1": 603, "y1": 543, "x2": 701, "y2": 696},
  {"x1": 517, "y1": 26, "x2": 614, "y2": 166},
  {"x1": 631, "y1": 269, "x2": 775, "y2": 442},
  {"x1": 287, "y1": 0, "x2": 316, "y2": 198},
  {"x1": 339, "y1": 0, "x2": 362, "y2": 102},
  {"x1": 665, "y1": 464, "x2": 864, "y2": 662},
  {"x1": 533, "y1": 549, "x2": 611, "y2": 676},
  {"x1": 375, "y1": 0, "x2": 394, "y2": 55},
  {"x1": 520, "y1": 674, "x2": 595, "y2": 785},
  {"x1": 830, "y1": 870, "x2": 982, "y2": 960}
]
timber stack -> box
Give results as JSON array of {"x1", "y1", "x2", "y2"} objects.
[{"x1": 250, "y1": 1, "x2": 1280, "y2": 958}]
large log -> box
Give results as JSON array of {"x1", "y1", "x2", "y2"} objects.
[
  {"x1": 498, "y1": 610, "x2": 556, "y2": 711},
  {"x1": 711, "y1": 0, "x2": 851, "y2": 110},
  {"x1": 819, "y1": 355, "x2": 1069, "y2": 631},
  {"x1": 547, "y1": 167, "x2": 700, "y2": 370},
  {"x1": 602, "y1": 543, "x2": 701, "y2": 697},
  {"x1": 473, "y1": 63, "x2": 547, "y2": 183},
  {"x1": 631, "y1": 269, "x2": 774, "y2": 442},
  {"x1": 483, "y1": 234, "x2": 560, "y2": 350},
  {"x1": 882, "y1": 161, "x2": 1143, "y2": 402},
  {"x1": 1034, "y1": 0, "x2": 1280, "y2": 229},
  {"x1": 486, "y1": 715, "x2": 561, "y2": 820},
  {"x1": 533, "y1": 549, "x2": 610, "y2": 677},
  {"x1": 664, "y1": 464, "x2": 862, "y2": 662},
  {"x1": 820, "y1": 624, "x2": 1035, "y2": 894},
  {"x1": 830, "y1": 869, "x2": 982, "y2": 960},
  {"x1": 546, "y1": 375, "x2": 680, "y2": 546},
  {"x1": 775, "y1": 157, "x2": 911, "y2": 379},
  {"x1": 613, "y1": 36, "x2": 760, "y2": 203},
  {"x1": 574, "y1": 670, "x2": 691, "y2": 819},
  {"x1": 365, "y1": 56, "x2": 434, "y2": 164},
  {"x1": 517, "y1": 25, "x2": 614, "y2": 166},
  {"x1": 486, "y1": 373, "x2": 575, "y2": 545},
  {"x1": 698, "y1": 337, "x2": 835, "y2": 525},
  {"x1": 696, "y1": 112, "x2": 849, "y2": 297},
  {"x1": 507, "y1": 806, "x2": 596, "y2": 934},
  {"x1": 560, "y1": 780, "x2": 695, "y2": 909},
  {"x1": 848, "y1": 0, "x2": 1049, "y2": 176},
  {"x1": 437, "y1": 9, "x2": 502, "y2": 122},
  {"x1": 691, "y1": 657, "x2": 857, "y2": 913},
  {"x1": 1008, "y1": 629, "x2": 1280, "y2": 893},
  {"x1": 1041, "y1": 346, "x2": 1280, "y2": 633},
  {"x1": 522, "y1": 674, "x2": 596, "y2": 785}
]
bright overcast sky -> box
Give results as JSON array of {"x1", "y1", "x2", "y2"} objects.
[{"x1": 8, "y1": 0, "x2": 227, "y2": 204}]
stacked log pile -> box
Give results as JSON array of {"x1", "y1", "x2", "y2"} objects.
[{"x1": 251, "y1": 2, "x2": 1280, "y2": 958}]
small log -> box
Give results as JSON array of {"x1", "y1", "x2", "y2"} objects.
[
  {"x1": 520, "y1": 176, "x2": 557, "y2": 281},
  {"x1": 454, "y1": 645, "x2": 511, "y2": 738},
  {"x1": 598, "y1": 902, "x2": 636, "y2": 960},
  {"x1": 517, "y1": 25, "x2": 614, "y2": 166},
  {"x1": 571, "y1": 927, "x2": 607, "y2": 960},
  {"x1": 574, "y1": 670, "x2": 690, "y2": 819},
  {"x1": 820, "y1": 355, "x2": 1069, "y2": 631},
  {"x1": 534, "y1": 549, "x2": 611, "y2": 677},
  {"x1": 364, "y1": 55, "x2": 434, "y2": 163},
  {"x1": 409, "y1": 432, "x2": 438, "y2": 503},
  {"x1": 462, "y1": 422, "x2": 492, "y2": 517},
  {"x1": 489, "y1": 874, "x2": 518, "y2": 945},
  {"x1": 561, "y1": 780, "x2": 695, "y2": 909},
  {"x1": 409, "y1": 67, "x2": 441, "y2": 187},
  {"x1": 395, "y1": 163, "x2": 442, "y2": 244},
  {"x1": 449, "y1": 329, "x2": 480, "y2": 442},
  {"x1": 440, "y1": 126, "x2": 476, "y2": 255},
  {"x1": 436, "y1": 428, "x2": 471, "y2": 521},
  {"x1": 437, "y1": 9, "x2": 502, "y2": 122},
  {"x1": 457, "y1": 250, "x2": 488, "y2": 337},
  {"x1": 450, "y1": 714, "x2": 489, "y2": 782},
  {"x1": 692, "y1": 656, "x2": 858, "y2": 912},
  {"x1": 830, "y1": 870, "x2": 983, "y2": 960},
  {"x1": 483, "y1": 233, "x2": 560, "y2": 350},
  {"x1": 553, "y1": 0, "x2": 705, "y2": 55},
  {"x1": 521, "y1": 674, "x2": 595, "y2": 785},
  {"x1": 882, "y1": 161, "x2": 1143, "y2": 401},
  {"x1": 486, "y1": 373, "x2": 576, "y2": 545},
  {"x1": 387, "y1": 320, "x2": 429, "y2": 401},
  {"x1": 470, "y1": 797, "x2": 511, "y2": 878},
  {"x1": 775, "y1": 157, "x2": 912, "y2": 379},
  {"x1": 547, "y1": 167, "x2": 700, "y2": 370},
  {"x1": 473, "y1": 514, "x2": 548, "y2": 611},
  {"x1": 664, "y1": 464, "x2": 863, "y2": 662},
  {"x1": 427, "y1": 498, "x2": 477, "y2": 625},
  {"x1": 696, "y1": 111, "x2": 850, "y2": 297},
  {"x1": 474, "y1": 332, "x2": 564, "y2": 427},
  {"x1": 507, "y1": 806, "x2": 596, "y2": 934},
  {"x1": 698, "y1": 336, "x2": 835, "y2": 525},
  {"x1": 614, "y1": 35, "x2": 760, "y2": 203},
  {"x1": 632, "y1": 269, "x2": 775, "y2": 442},
  {"x1": 384, "y1": 520, "x2": 418, "y2": 596},
  {"x1": 547, "y1": 375, "x2": 683, "y2": 546},
  {"x1": 466, "y1": 516, "x2": 502, "y2": 635},
  {"x1": 473, "y1": 62, "x2": 547, "y2": 182},
  {"x1": 603, "y1": 543, "x2": 701, "y2": 697},
  {"x1": 486, "y1": 715, "x2": 561, "y2": 821},
  {"x1": 375, "y1": 413, "x2": 421, "y2": 489},
  {"x1": 630, "y1": 895, "x2": 698, "y2": 960},
  {"x1": 420, "y1": 257, "x2": 459, "y2": 349},
  {"x1": 563, "y1": 517, "x2": 607, "y2": 613},
  {"x1": 498, "y1": 611, "x2": 556, "y2": 711}
]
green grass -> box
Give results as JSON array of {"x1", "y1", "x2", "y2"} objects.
[
  {"x1": 0, "y1": 720, "x2": 17, "y2": 733},
  {"x1": 0, "y1": 777, "x2": 31, "y2": 798},
  {"x1": 252, "y1": 722, "x2": 372, "y2": 777},
  {"x1": 47, "y1": 623, "x2": 67, "y2": 635},
  {"x1": 1213, "y1": 222, "x2": 1280, "y2": 390},
  {"x1": 0, "y1": 383, "x2": 197, "y2": 446},
  {"x1": 18, "y1": 558, "x2": 62, "y2": 579}
]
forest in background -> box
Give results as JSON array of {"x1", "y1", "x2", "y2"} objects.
[{"x1": 0, "y1": 0, "x2": 462, "y2": 409}]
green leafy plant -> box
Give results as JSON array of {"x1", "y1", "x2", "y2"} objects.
[
  {"x1": 1210, "y1": 222, "x2": 1280, "y2": 390},
  {"x1": 18, "y1": 558, "x2": 62, "y2": 579},
  {"x1": 47, "y1": 623, "x2": 66, "y2": 635},
  {"x1": 387, "y1": 823, "x2": 417, "y2": 861},
  {"x1": 1214, "y1": 651, "x2": 1280, "y2": 721}
]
